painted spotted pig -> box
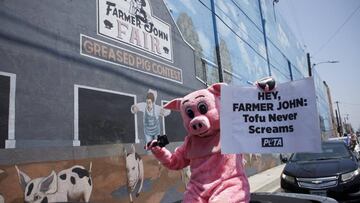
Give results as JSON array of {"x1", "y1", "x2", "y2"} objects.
[{"x1": 15, "y1": 164, "x2": 93, "y2": 203}]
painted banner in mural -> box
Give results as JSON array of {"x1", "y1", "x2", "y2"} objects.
[
  {"x1": 97, "y1": 0, "x2": 173, "y2": 62},
  {"x1": 221, "y1": 78, "x2": 321, "y2": 153},
  {"x1": 80, "y1": 35, "x2": 182, "y2": 83}
]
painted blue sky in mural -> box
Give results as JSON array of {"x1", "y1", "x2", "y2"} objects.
[{"x1": 164, "y1": 0, "x2": 307, "y2": 85}]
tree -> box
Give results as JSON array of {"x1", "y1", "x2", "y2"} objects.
[{"x1": 219, "y1": 38, "x2": 233, "y2": 83}]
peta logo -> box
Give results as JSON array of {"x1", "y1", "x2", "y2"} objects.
[
  {"x1": 15, "y1": 164, "x2": 93, "y2": 203},
  {"x1": 262, "y1": 137, "x2": 283, "y2": 147}
]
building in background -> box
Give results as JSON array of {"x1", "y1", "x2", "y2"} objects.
[
  {"x1": 323, "y1": 81, "x2": 338, "y2": 138},
  {"x1": 312, "y1": 70, "x2": 337, "y2": 139},
  {"x1": 0, "y1": 0, "x2": 335, "y2": 202}
]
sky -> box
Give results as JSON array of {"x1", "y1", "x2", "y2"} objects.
[{"x1": 276, "y1": 0, "x2": 360, "y2": 132}]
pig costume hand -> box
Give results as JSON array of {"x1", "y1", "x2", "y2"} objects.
[
  {"x1": 255, "y1": 76, "x2": 276, "y2": 92},
  {"x1": 147, "y1": 83, "x2": 250, "y2": 203}
]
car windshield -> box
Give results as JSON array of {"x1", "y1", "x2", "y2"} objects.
[{"x1": 290, "y1": 142, "x2": 351, "y2": 162}]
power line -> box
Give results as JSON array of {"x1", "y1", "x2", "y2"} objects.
[
  {"x1": 277, "y1": 0, "x2": 307, "y2": 48},
  {"x1": 197, "y1": 0, "x2": 293, "y2": 77},
  {"x1": 314, "y1": 3, "x2": 360, "y2": 56},
  {"x1": 197, "y1": 0, "x2": 268, "y2": 62},
  {"x1": 289, "y1": 0, "x2": 305, "y2": 43}
]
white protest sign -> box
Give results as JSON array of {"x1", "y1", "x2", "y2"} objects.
[{"x1": 220, "y1": 77, "x2": 321, "y2": 154}]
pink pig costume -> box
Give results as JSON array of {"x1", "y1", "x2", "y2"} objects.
[{"x1": 148, "y1": 83, "x2": 250, "y2": 203}]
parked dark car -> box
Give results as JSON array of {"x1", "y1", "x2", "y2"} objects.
[{"x1": 281, "y1": 140, "x2": 360, "y2": 199}]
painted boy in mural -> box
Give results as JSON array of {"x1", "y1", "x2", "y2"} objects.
[{"x1": 131, "y1": 89, "x2": 170, "y2": 144}]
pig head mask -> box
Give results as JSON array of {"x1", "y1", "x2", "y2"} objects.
[
  {"x1": 165, "y1": 83, "x2": 221, "y2": 138},
  {"x1": 164, "y1": 83, "x2": 223, "y2": 158}
]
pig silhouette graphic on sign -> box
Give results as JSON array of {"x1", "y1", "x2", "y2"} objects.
[{"x1": 104, "y1": 19, "x2": 113, "y2": 29}]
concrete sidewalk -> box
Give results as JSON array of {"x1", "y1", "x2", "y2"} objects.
[{"x1": 248, "y1": 164, "x2": 285, "y2": 193}]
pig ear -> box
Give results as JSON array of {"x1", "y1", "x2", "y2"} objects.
[
  {"x1": 163, "y1": 98, "x2": 182, "y2": 111},
  {"x1": 123, "y1": 147, "x2": 127, "y2": 157},
  {"x1": 15, "y1": 165, "x2": 31, "y2": 191},
  {"x1": 131, "y1": 144, "x2": 136, "y2": 154},
  {"x1": 40, "y1": 170, "x2": 57, "y2": 194},
  {"x1": 207, "y1": 83, "x2": 226, "y2": 97},
  {"x1": 89, "y1": 162, "x2": 93, "y2": 174}
]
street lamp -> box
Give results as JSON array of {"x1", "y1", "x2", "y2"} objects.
[
  {"x1": 310, "y1": 60, "x2": 339, "y2": 77},
  {"x1": 312, "y1": 60, "x2": 339, "y2": 69}
]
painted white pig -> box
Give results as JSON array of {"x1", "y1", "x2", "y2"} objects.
[
  {"x1": 124, "y1": 144, "x2": 144, "y2": 203},
  {"x1": 15, "y1": 164, "x2": 93, "y2": 203}
]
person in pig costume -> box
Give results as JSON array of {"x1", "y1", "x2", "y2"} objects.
[
  {"x1": 147, "y1": 78, "x2": 275, "y2": 202},
  {"x1": 146, "y1": 83, "x2": 252, "y2": 203}
]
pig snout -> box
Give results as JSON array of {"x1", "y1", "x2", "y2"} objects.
[{"x1": 189, "y1": 115, "x2": 210, "y2": 136}]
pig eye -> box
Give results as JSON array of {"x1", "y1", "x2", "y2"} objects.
[
  {"x1": 185, "y1": 108, "x2": 195, "y2": 119},
  {"x1": 197, "y1": 102, "x2": 208, "y2": 114}
]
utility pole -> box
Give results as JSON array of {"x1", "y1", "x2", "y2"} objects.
[
  {"x1": 307, "y1": 53, "x2": 312, "y2": 77},
  {"x1": 259, "y1": 0, "x2": 272, "y2": 76},
  {"x1": 335, "y1": 110, "x2": 341, "y2": 136},
  {"x1": 343, "y1": 114, "x2": 348, "y2": 134},
  {"x1": 335, "y1": 101, "x2": 343, "y2": 136},
  {"x1": 210, "y1": 0, "x2": 223, "y2": 83}
]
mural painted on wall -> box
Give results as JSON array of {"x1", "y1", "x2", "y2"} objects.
[
  {"x1": 131, "y1": 89, "x2": 170, "y2": 145},
  {"x1": 98, "y1": 0, "x2": 173, "y2": 61},
  {"x1": 260, "y1": 0, "x2": 308, "y2": 77},
  {"x1": 15, "y1": 164, "x2": 93, "y2": 203},
  {"x1": 0, "y1": 151, "x2": 280, "y2": 203},
  {"x1": 76, "y1": 85, "x2": 181, "y2": 147},
  {"x1": 124, "y1": 144, "x2": 144, "y2": 202},
  {"x1": 0, "y1": 75, "x2": 10, "y2": 149},
  {"x1": 0, "y1": 169, "x2": 4, "y2": 202},
  {"x1": 80, "y1": 35, "x2": 183, "y2": 84},
  {"x1": 164, "y1": 0, "x2": 309, "y2": 85},
  {"x1": 0, "y1": 146, "x2": 193, "y2": 203},
  {"x1": 0, "y1": 0, "x2": 293, "y2": 202},
  {"x1": 161, "y1": 101, "x2": 187, "y2": 143},
  {"x1": 77, "y1": 86, "x2": 137, "y2": 145}
]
